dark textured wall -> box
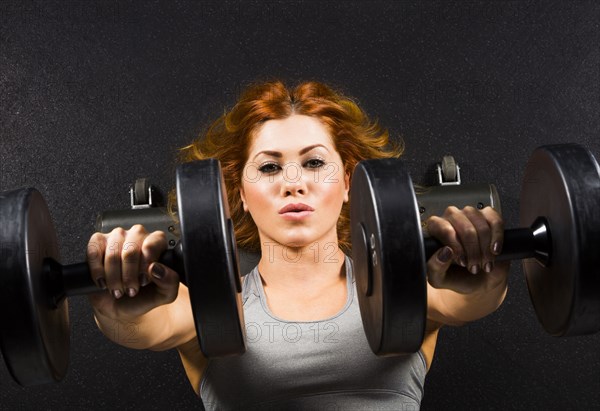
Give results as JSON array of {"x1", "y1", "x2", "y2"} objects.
[{"x1": 1, "y1": 1, "x2": 599, "y2": 409}]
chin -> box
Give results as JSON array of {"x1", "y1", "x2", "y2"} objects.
[
  {"x1": 260, "y1": 227, "x2": 337, "y2": 249},
  {"x1": 263, "y1": 233, "x2": 317, "y2": 249},
  {"x1": 276, "y1": 238, "x2": 314, "y2": 248}
]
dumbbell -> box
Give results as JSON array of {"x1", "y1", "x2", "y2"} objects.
[
  {"x1": 351, "y1": 143, "x2": 600, "y2": 355},
  {"x1": 4, "y1": 143, "x2": 599, "y2": 386},
  {"x1": 0, "y1": 160, "x2": 246, "y2": 386}
]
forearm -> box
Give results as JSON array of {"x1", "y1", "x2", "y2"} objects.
[
  {"x1": 94, "y1": 285, "x2": 196, "y2": 351},
  {"x1": 94, "y1": 305, "x2": 175, "y2": 350},
  {"x1": 437, "y1": 277, "x2": 508, "y2": 325}
]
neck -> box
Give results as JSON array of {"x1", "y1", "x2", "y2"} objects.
[{"x1": 257, "y1": 241, "x2": 347, "y2": 292}]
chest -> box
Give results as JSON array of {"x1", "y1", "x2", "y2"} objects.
[
  {"x1": 263, "y1": 281, "x2": 348, "y2": 322},
  {"x1": 200, "y1": 287, "x2": 427, "y2": 409}
]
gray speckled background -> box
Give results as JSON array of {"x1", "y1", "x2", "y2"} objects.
[{"x1": 1, "y1": 1, "x2": 599, "y2": 409}]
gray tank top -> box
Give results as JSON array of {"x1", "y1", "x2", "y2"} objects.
[{"x1": 200, "y1": 255, "x2": 427, "y2": 410}]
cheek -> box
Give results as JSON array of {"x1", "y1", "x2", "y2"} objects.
[
  {"x1": 320, "y1": 180, "x2": 347, "y2": 208},
  {"x1": 242, "y1": 180, "x2": 272, "y2": 212}
]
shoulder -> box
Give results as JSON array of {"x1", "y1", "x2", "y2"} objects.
[{"x1": 241, "y1": 265, "x2": 261, "y2": 303}]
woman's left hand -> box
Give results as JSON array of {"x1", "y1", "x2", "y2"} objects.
[{"x1": 424, "y1": 206, "x2": 510, "y2": 295}]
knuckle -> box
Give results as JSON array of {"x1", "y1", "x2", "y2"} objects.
[
  {"x1": 151, "y1": 230, "x2": 167, "y2": 241},
  {"x1": 464, "y1": 239, "x2": 479, "y2": 252},
  {"x1": 89, "y1": 265, "x2": 105, "y2": 279},
  {"x1": 129, "y1": 224, "x2": 147, "y2": 234},
  {"x1": 142, "y1": 232, "x2": 167, "y2": 253},
  {"x1": 425, "y1": 216, "x2": 440, "y2": 227},
  {"x1": 483, "y1": 205, "x2": 494, "y2": 211},
  {"x1": 493, "y1": 218, "x2": 505, "y2": 230},
  {"x1": 428, "y1": 215, "x2": 444, "y2": 224},
  {"x1": 140, "y1": 243, "x2": 155, "y2": 257},
  {"x1": 111, "y1": 227, "x2": 127, "y2": 237},
  {"x1": 122, "y1": 275, "x2": 137, "y2": 287},
  {"x1": 464, "y1": 226, "x2": 477, "y2": 239},
  {"x1": 462, "y1": 205, "x2": 477, "y2": 214},
  {"x1": 443, "y1": 206, "x2": 460, "y2": 217},
  {"x1": 105, "y1": 274, "x2": 122, "y2": 288},
  {"x1": 424, "y1": 216, "x2": 441, "y2": 231},
  {"x1": 106, "y1": 251, "x2": 121, "y2": 265},
  {"x1": 475, "y1": 221, "x2": 491, "y2": 234},
  {"x1": 438, "y1": 224, "x2": 455, "y2": 239},
  {"x1": 120, "y1": 270, "x2": 135, "y2": 281},
  {"x1": 87, "y1": 245, "x2": 103, "y2": 261},
  {"x1": 458, "y1": 224, "x2": 478, "y2": 244},
  {"x1": 427, "y1": 217, "x2": 453, "y2": 236},
  {"x1": 121, "y1": 244, "x2": 140, "y2": 262},
  {"x1": 485, "y1": 205, "x2": 500, "y2": 215},
  {"x1": 483, "y1": 207, "x2": 503, "y2": 222},
  {"x1": 89, "y1": 232, "x2": 106, "y2": 243}
]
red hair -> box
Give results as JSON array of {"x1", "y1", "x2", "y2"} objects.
[{"x1": 169, "y1": 80, "x2": 403, "y2": 253}]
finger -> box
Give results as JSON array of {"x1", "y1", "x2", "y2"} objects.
[
  {"x1": 87, "y1": 233, "x2": 108, "y2": 290},
  {"x1": 105, "y1": 227, "x2": 126, "y2": 299},
  {"x1": 426, "y1": 246, "x2": 455, "y2": 289},
  {"x1": 148, "y1": 262, "x2": 180, "y2": 306},
  {"x1": 425, "y1": 214, "x2": 465, "y2": 265},
  {"x1": 92, "y1": 264, "x2": 182, "y2": 320},
  {"x1": 121, "y1": 225, "x2": 148, "y2": 298},
  {"x1": 444, "y1": 207, "x2": 481, "y2": 274},
  {"x1": 140, "y1": 230, "x2": 169, "y2": 286},
  {"x1": 481, "y1": 206, "x2": 504, "y2": 257},
  {"x1": 462, "y1": 206, "x2": 494, "y2": 273}
]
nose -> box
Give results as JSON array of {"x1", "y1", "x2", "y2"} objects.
[{"x1": 281, "y1": 163, "x2": 307, "y2": 197}]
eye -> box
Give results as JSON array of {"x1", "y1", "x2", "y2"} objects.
[
  {"x1": 258, "y1": 162, "x2": 281, "y2": 174},
  {"x1": 305, "y1": 158, "x2": 325, "y2": 169}
]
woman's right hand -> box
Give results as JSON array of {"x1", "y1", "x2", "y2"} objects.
[{"x1": 86, "y1": 224, "x2": 181, "y2": 326}]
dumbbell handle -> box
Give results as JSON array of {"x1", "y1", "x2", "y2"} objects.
[
  {"x1": 423, "y1": 217, "x2": 551, "y2": 266},
  {"x1": 44, "y1": 243, "x2": 186, "y2": 306}
]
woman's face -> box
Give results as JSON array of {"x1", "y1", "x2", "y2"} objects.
[{"x1": 240, "y1": 114, "x2": 349, "y2": 250}]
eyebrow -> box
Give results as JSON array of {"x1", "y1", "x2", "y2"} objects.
[{"x1": 252, "y1": 144, "x2": 330, "y2": 161}]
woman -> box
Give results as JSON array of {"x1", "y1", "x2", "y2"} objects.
[{"x1": 87, "y1": 80, "x2": 509, "y2": 409}]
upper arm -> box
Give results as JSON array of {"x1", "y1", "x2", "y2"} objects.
[
  {"x1": 163, "y1": 284, "x2": 208, "y2": 395},
  {"x1": 169, "y1": 283, "x2": 198, "y2": 344},
  {"x1": 177, "y1": 337, "x2": 208, "y2": 396},
  {"x1": 422, "y1": 283, "x2": 464, "y2": 373},
  {"x1": 149, "y1": 283, "x2": 197, "y2": 350}
]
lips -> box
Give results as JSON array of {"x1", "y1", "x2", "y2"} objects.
[{"x1": 279, "y1": 203, "x2": 315, "y2": 214}]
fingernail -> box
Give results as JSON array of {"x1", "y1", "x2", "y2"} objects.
[
  {"x1": 127, "y1": 288, "x2": 137, "y2": 298},
  {"x1": 459, "y1": 256, "x2": 467, "y2": 267},
  {"x1": 484, "y1": 262, "x2": 493, "y2": 273},
  {"x1": 97, "y1": 278, "x2": 107, "y2": 290},
  {"x1": 152, "y1": 263, "x2": 165, "y2": 280},
  {"x1": 438, "y1": 247, "x2": 453, "y2": 263},
  {"x1": 493, "y1": 242, "x2": 501, "y2": 255},
  {"x1": 470, "y1": 265, "x2": 479, "y2": 275},
  {"x1": 139, "y1": 273, "x2": 149, "y2": 287},
  {"x1": 113, "y1": 289, "x2": 123, "y2": 299}
]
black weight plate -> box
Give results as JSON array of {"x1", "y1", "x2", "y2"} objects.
[
  {"x1": 520, "y1": 144, "x2": 600, "y2": 336},
  {"x1": 176, "y1": 159, "x2": 246, "y2": 357},
  {"x1": 351, "y1": 159, "x2": 427, "y2": 355},
  {"x1": 0, "y1": 188, "x2": 69, "y2": 385}
]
